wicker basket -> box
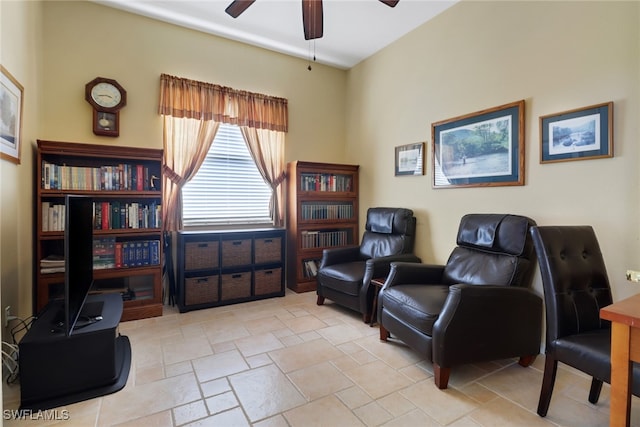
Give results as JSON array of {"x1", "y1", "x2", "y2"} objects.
[
  {"x1": 185, "y1": 275, "x2": 219, "y2": 305},
  {"x1": 185, "y1": 241, "x2": 219, "y2": 271},
  {"x1": 254, "y1": 268, "x2": 282, "y2": 295},
  {"x1": 221, "y1": 239, "x2": 251, "y2": 267},
  {"x1": 254, "y1": 237, "x2": 282, "y2": 264},
  {"x1": 221, "y1": 271, "x2": 252, "y2": 300}
]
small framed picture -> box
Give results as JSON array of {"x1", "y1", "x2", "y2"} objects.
[
  {"x1": 432, "y1": 100, "x2": 525, "y2": 188},
  {"x1": 0, "y1": 65, "x2": 24, "y2": 164},
  {"x1": 395, "y1": 142, "x2": 425, "y2": 176},
  {"x1": 540, "y1": 102, "x2": 613, "y2": 163}
]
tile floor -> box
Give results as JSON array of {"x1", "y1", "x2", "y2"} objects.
[{"x1": 3, "y1": 289, "x2": 639, "y2": 426}]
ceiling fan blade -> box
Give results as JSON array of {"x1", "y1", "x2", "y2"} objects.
[
  {"x1": 379, "y1": 0, "x2": 399, "y2": 7},
  {"x1": 225, "y1": 0, "x2": 256, "y2": 18},
  {"x1": 302, "y1": 0, "x2": 323, "y2": 40}
]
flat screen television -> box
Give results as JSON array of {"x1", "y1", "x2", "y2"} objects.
[{"x1": 63, "y1": 194, "x2": 96, "y2": 336}]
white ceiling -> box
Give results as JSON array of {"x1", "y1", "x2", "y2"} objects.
[{"x1": 91, "y1": 0, "x2": 457, "y2": 69}]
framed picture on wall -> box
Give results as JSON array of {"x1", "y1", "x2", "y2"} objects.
[
  {"x1": 0, "y1": 65, "x2": 24, "y2": 164},
  {"x1": 539, "y1": 102, "x2": 613, "y2": 164},
  {"x1": 431, "y1": 100, "x2": 525, "y2": 188},
  {"x1": 395, "y1": 142, "x2": 425, "y2": 176}
]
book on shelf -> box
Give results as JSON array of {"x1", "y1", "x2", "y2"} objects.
[
  {"x1": 42, "y1": 160, "x2": 157, "y2": 192},
  {"x1": 39, "y1": 254, "x2": 65, "y2": 274},
  {"x1": 303, "y1": 259, "x2": 319, "y2": 278}
]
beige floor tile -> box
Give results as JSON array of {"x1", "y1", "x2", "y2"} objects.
[
  {"x1": 192, "y1": 349, "x2": 250, "y2": 382},
  {"x1": 467, "y1": 397, "x2": 555, "y2": 427},
  {"x1": 268, "y1": 338, "x2": 343, "y2": 373},
  {"x1": 353, "y1": 400, "x2": 394, "y2": 426},
  {"x1": 234, "y1": 331, "x2": 284, "y2": 357},
  {"x1": 288, "y1": 361, "x2": 354, "y2": 401},
  {"x1": 284, "y1": 395, "x2": 365, "y2": 427},
  {"x1": 98, "y1": 372, "x2": 201, "y2": 426},
  {"x1": 344, "y1": 360, "x2": 413, "y2": 399},
  {"x1": 173, "y1": 400, "x2": 208, "y2": 426},
  {"x1": 4, "y1": 291, "x2": 618, "y2": 427},
  {"x1": 335, "y1": 385, "x2": 373, "y2": 409},
  {"x1": 399, "y1": 379, "x2": 478, "y2": 425},
  {"x1": 114, "y1": 410, "x2": 173, "y2": 426},
  {"x1": 229, "y1": 364, "x2": 306, "y2": 422},
  {"x1": 381, "y1": 408, "x2": 439, "y2": 426},
  {"x1": 205, "y1": 390, "x2": 239, "y2": 414},
  {"x1": 183, "y1": 407, "x2": 250, "y2": 426},
  {"x1": 283, "y1": 315, "x2": 329, "y2": 334}
]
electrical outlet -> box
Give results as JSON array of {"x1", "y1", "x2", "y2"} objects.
[
  {"x1": 626, "y1": 270, "x2": 640, "y2": 282},
  {"x1": 4, "y1": 306, "x2": 11, "y2": 327}
]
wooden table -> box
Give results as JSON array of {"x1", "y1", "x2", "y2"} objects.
[
  {"x1": 600, "y1": 293, "x2": 640, "y2": 427},
  {"x1": 369, "y1": 278, "x2": 385, "y2": 327}
]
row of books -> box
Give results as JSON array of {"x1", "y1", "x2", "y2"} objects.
[
  {"x1": 41, "y1": 201, "x2": 161, "y2": 231},
  {"x1": 302, "y1": 259, "x2": 319, "y2": 278},
  {"x1": 301, "y1": 203, "x2": 354, "y2": 220},
  {"x1": 94, "y1": 237, "x2": 161, "y2": 269},
  {"x1": 41, "y1": 161, "x2": 159, "y2": 191},
  {"x1": 300, "y1": 173, "x2": 353, "y2": 192},
  {"x1": 300, "y1": 230, "x2": 350, "y2": 249},
  {"x1": 94, "y1": 201, "x2": 161, "y2": 230}
]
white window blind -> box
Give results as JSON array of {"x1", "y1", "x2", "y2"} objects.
[{"x1": 182, "y1": 124, "x2": 273, "y2": 226}]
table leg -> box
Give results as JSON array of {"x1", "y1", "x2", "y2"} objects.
[{"x1": 610, "y1": 322, "x2": 632, "y2": 427}]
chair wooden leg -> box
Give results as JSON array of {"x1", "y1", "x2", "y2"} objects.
[
  {"x1": 316, "y1": 295, "x2": 325, "y2": 305},
  {"x1": 537, "y1": 355, "x2": 558, "y2": 417},
  {"x1": 433, "y1": 363, "x2": 450, "y2": 389},
  {"x1": 588, "y1": 378, "x2": 603, "y2": 404},
  {"x1": 379, "y1": 323, "x2": 389, "y2": 341},
  {"x1": 518, "y1": 355, "x2": 536, "y2": 367},
  {"x1": 362, "y1": 312, "x2": 371, "y2": 323}
]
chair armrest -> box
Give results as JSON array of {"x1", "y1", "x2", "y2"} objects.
[
  {"x1": 384, "y1": 262, "x2": 445, "y2": 288},
  {"x1": 432, "y1": 284, "x2": 543, "y2": 367},
  {"x1": 364, "y1": 254, "x2": 422, "y2": 282},
  {"x1": 319, "y1": 245, "x2": 362, "y2": 268}
]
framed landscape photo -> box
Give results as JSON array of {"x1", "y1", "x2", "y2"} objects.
[
  {"x1": 431, "y1": 100, "x2": 524, "y2": 188},
  {"x1": 540, "y1": 102, "x2": 613, "y2": 164},
  {"x1": 0, "y1": 65, "x2": 24, "y2": 164},
  {"x1": 395, "y1": 142, "x2": 425, "y2": 176}
]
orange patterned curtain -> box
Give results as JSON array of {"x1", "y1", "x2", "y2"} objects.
[{"x1": 159, "y1": 74, "x2": 288, "y2": 230}]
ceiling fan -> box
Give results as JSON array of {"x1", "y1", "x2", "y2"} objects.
[{"x1": 225, "y1": 0, "x2": 400, "y2": 40}]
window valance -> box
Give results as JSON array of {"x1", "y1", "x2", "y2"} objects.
[{"x1": 158, "y1": 73, "x2": 288, "y2": 132}]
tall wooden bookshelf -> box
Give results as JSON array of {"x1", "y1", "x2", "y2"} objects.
[
  {"x1": 35, "y1": 140, "x2": 164, "y2": 321},
  {"x1": 286, "y1": 161, "x2": 359, "y2": 293}
]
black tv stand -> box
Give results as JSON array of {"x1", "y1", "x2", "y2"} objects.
[{"x1": 19, "y1": 293, "x2": 131, "y2": 411}]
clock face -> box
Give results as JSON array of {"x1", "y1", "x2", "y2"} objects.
[{"x1": 91, "y1": 82, "x2": 122, "y2": 109}]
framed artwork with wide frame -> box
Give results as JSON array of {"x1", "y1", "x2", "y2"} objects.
[
  {"x1": 395, "y1": 142, "x2": 425, "y2": 176},
  {"x1": 0, "y1": 65, "x2": 24, "y2": 164},
  {"x1": 431, "y1": 100, "x2": 525, "y2": 189},
  {"x1": 539, "y1": 101, "x2": 613, "y2": 164}
]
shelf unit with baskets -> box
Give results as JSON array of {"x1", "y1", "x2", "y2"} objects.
[
  {"x1": 286, "y1": 161, "x2": 359, "y2": 293},
  {"x1": 176, "y1": 228, "x2": 285, "y2": 312},
  {"x1": 35, "y1": 140, "x2": 164, "y2": 322}
]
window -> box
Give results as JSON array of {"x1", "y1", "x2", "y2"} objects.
[{"x1": 182, "y1": 124, "x2": 272, "y2": 226}]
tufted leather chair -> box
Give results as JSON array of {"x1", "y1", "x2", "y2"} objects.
[
  {"x1": 378, "y1": 213, "x2": 542, "y2": 389},
  {"x1": 316, "y1": 207, "x2": 420, "y2": 322},
  {"x1": 530, "y1": 225, "x2": 640, "y2": 417}
]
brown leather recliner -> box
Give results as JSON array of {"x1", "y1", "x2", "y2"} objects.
[
  {"x1": 317, "y1": 207, "x2": 420, "y2": 322},
  {"x1": 378, "y1": 213, "x2": 542, "y2": 389}
]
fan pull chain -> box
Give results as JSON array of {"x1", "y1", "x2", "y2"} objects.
[{"x1": 307, "y1": 40, "x2": 316, "y2": 71}]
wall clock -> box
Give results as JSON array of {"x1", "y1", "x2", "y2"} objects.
[{"x1": 85, "y1": 77, "x2": 127, "y2": 137}]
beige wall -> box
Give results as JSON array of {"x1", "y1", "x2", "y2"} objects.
[
  {"x1": 346, "y1": 1, "x2": 640, "y2": 301},
  {"x1": 0, "y1": 1, "x2": 42, "y2": 331}
]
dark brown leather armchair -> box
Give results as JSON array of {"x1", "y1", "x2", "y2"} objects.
[
  {"x1": 317, "y1": 207, "x2": 420, "y2": 322},
  {"x1": 378, "y1": 213, "x2": 542, "y2": 389},
  {"x1": 530, "y1": 225, "x2": 640, "y2": 417}
]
